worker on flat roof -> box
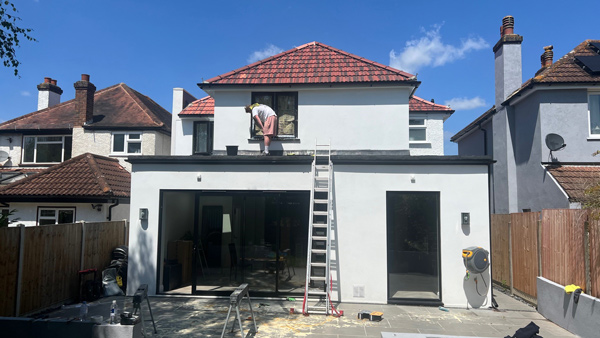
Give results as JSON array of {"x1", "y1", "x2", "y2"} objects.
[{"x1": 245, "y1": 103, "x2": 278, "y2": 155}]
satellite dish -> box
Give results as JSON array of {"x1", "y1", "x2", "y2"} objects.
[
  {"x1": 545, "y1": 133, "x2": 566, "y2": 151},
  {"x1": 0, "y1": 150, "x2": 9, "y2": 162}
]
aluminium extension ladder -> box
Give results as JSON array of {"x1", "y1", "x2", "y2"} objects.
[{"x1": 302, "y1": 141, "x2": 339, "y2": 316}]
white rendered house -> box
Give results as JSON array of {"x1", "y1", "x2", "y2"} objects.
[{"x1": 127, "y1": 42, "x2": 492, "y2": 308}]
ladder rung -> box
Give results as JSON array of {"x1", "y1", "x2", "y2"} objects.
[
  {"x1": 314, "y1": 188, "x2": 328, "y2": 193},
  {"x1": 312, "y1": 223, "x2": 328, "y2": 228},
  {"x1": 308, "y1": 291, "x2": 327, "y2": 296},
  {"x1": 312, "y1": 236, "x2": 327, "y2": 241},
  {"x1": 313, "y1": 211, "x2": 328, "y2": 216},
  {"x1": 314, "y1": 199, "x2": 328, "y2": 204},
  {"x1": 311, "y1": 249, "x2": 327, "y2": 254},
  {"x1": 310, "y1": 276, "x2": 327, "y2": 281},
  {"x1": 315, "y1": 177, "x2": 328, "y2": 181},
  {"x1": 311, "y1": 262, "x2": 327, "y2": 267},
  {"x1": 315, "y1": 165, "x2": 329, "y2": 169}
]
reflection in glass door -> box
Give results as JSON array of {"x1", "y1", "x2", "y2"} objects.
[{"x1": 387, "y1": 192, "x2": 441, "y2": 303}]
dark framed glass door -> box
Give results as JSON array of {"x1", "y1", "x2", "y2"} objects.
[{"x1": 387, "y1": 191, "x2": 441, "y2": 305}]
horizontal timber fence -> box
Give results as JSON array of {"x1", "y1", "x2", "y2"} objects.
[
  {"x1": 491, "y1": 210, "x2": 600, "y2": 304},
  {"x1": 0, "y1": 221, "x2": 128, "y2": 317}
]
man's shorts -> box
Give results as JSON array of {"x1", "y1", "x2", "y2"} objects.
[{"x1": 263, "y1": 115, "x2": 278, "y2": 136}]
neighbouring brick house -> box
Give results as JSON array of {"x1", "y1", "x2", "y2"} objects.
[
  {"x1": 451, "y1": 16, "x2": 600, "y2": 213},
  {"x1": 0, "y1": 74, "x2": 171, "y2": 225}
]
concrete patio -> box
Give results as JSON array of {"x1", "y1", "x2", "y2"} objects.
[{"x1": 43, "y1": 288, "x2": 577, "y2": 338}]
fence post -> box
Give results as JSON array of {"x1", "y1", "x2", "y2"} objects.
[
  {"x1": 80, "y1": 221, "x2": 86, "y2": 271},
  {"x1": 537, "y1": 217, "x2": 542, "y2": 278},
  {"x1": 584, "y1": 217, "x2": 591, "y2": 294},
  {"x1": 15, "y1": 224, "x2": 25, "y2": 316},
  {"x1": 509, "y1": 218, "x2": 514, "y2": 295}
]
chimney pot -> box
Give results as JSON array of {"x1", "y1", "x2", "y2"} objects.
[
  {"x1": 50, "y1": 79, "x2": 57, "y2": 86},
  {"x1": 44, "y1": 77, "x2": 51, "y2": 84},
  {"x1": 81, "y1": 74, "x2": 90, "y2": 82},
  {"x1": 541, "y1": 45, "x2": 554, "y2": 68},
  {"x1": 502, "y1": 16, "x2": 515, "y2": 35}
]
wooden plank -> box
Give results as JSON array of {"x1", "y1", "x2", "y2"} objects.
[
  {"x1": 511, "y1": 212, "x2": 540, "y2": 299},
  {"x1": 491, "y1": 214, "x2": 511, "y2": 287},
  {"x1": 0, "y1": 227, "x2": 21, "y2": 316}
]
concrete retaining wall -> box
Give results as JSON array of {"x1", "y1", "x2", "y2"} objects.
[{"x1": 537, "y1": 277, "x2": 600, "y2": 338}]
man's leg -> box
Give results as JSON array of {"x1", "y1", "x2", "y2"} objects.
[{"x1": 264, "y1": 135, "x2": 271, "y2": 154}]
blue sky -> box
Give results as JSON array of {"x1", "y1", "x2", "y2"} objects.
[{"x1": 0, "y1": 0, "x2": 597, "y2": 154}]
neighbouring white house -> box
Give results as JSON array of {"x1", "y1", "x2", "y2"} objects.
[
  {"x1": 126, "y1": 42, "x2": 493, "y2": 308},
  {"x1": 0, "y1": 74, "x2": 171, "y2": 225}
]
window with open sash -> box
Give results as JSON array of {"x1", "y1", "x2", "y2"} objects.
[
  {"x1": 409, "y1": 118, "x2": 427, "y2": 142},
  {"x1": 22, "y1": 135, "x2": 72, "y2": 164},
  {"x1": 37, "y1": 208, "x2": 75, "y2": 226},
  {"x1": 251, "y1": 92, "x2": 298, "y2": 138},
  {"x1": 193, "y1": 121, "x2": 214, "y2": 154},
  {"x1": 112, "y1": 132, "x2": 142, "y2": 154},
  {"x1": 589, "y1": 94, "x2": 600, "y2": 136}
]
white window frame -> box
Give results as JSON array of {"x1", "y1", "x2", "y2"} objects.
[
  {"x1": 37, "y1": 207, "x2": 75, "y2": 226},
  {"x1": 409, "y1": 116, "x2": 428, "y2": 143},
  {"x1": 22, "y1": 135, "x2": 72, "y2": 164},
  {"x1": 111, "y1": 132, "x2": 142, "y2": 155},
  {"x1": 588, "y1": 92, "x2": 600, "y2": 138}
]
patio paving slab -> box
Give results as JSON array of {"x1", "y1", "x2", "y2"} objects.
[{"x1": 35, "y1": 288, "x2": 577, "y2": 338}]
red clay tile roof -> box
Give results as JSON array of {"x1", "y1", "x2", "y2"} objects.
[
  {"x1": 179, "y1": 96, "x2": 214, "y2": 116},
  {"x1": 0, "y1": 153, "x2": 130, "y2": 200},
  {"x1": 0, "y1": 83, "x2": 171, "y2": 133},
  {"x1": 409, "y1": 96, "x2": 454, "y2": 113},
  {"x1": 506, "y1": 40, "x2": 600, "y2": 103},
  {"x1": 546, "y1": 165, "x2": 600, "y2": 202},
  {"x1": 201, "y1": 42, "x2": 416, "y2": 86}
]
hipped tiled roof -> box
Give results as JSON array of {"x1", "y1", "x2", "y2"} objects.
[
  {"x1": 409, "y1": 96, "x2": 453, "y2": 113},
  {"x1": 201, "y1": 42, "x2": 415, "y2": 86},
  {"x1": 0, "y1": 153, "x2": 130, "y2": 200},
  {"x1": 179, "y1": 96, "x2": 214, "y2": 116},
  {"x1": 0, "y1": 83, "x2": 171, "y2": 133},
  {"x1": 546, "y1": 165, "x2": 600, "y2": 202},
  {"x1": 506, "y1": 40, "x2": 600, "y2": 103}
]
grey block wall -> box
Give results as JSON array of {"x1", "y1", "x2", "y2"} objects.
[{"x1": 537, "y1": 277, "x2": 600, "y2": 338}]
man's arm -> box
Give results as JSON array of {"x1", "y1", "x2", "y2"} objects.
[{"x1": 253, "y1": 115, "x2": 264, "y2": 130}]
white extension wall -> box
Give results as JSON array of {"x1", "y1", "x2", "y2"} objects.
[
  {"x1": 127, "y1": 161, "x2": 490, "y2": 307},
  {"x1": 203, "y1": 86, "x2": 411, "y2": 153}
]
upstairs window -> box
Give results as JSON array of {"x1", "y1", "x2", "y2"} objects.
[
  {"x1": 409, "y1": 118, "x2": 427, "y2": 142},
  {"x1": 193, "y1": 121, "x2": 214, "y2": 154},
  {"x1": 589, "y1": 94, "x2": 600, "y2": 136},
  {"x1": 22, "y1": 135, "x2": 72, "y2": 164},
  {"x1": 112, "y1": 132, "x2": 142, "y2": 155},
  {"x1": 251, "y1": 92, "x2": 298, "y2": 138},
  {"x1": 37, "y1": 207, "x2": 75, "y2": 226}
]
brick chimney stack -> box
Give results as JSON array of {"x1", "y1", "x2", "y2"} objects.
[
  {"x1": 37, "y1": 77, "x2": 63, "y2": 110},
  {"x1": 74, "y1": 74, "x2": 96, "y2": 126},
  {"x1": 541, "y1": 45, "x2": 554, "y2": 68}
]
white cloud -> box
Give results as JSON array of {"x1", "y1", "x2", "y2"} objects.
[
  {"x1": 389, "y1": 24, "x2": 489, "y2": 74},
  {"x1": 247, "y1": 44, "x2": 284, "y2": 64},
  {"x1": 444, "y1": 96, "x2": 486, "y2": 110},
  {"x1": 20, "y1": 91, "x2": 31, "y2": 97}
]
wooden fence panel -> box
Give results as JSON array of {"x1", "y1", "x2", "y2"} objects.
[
  {"x1": 19, "y1": 223, "x2": 82, "y2": 315},
  {"x1": 590, "y1": 216, "x2": 600, "y2": 298},
  {"x1": 491, "y1": 214, "x2": 511, "y2": 287},
  {"x1": 0, "y1": 227, "x2": 20, "y2": 316},
  {"x1": 541, "y1": 209, "x2": 587, "y2": 291},
  {"x1": 511, "y1": 212, "x2": 540, "y2": 299},
  {"x1": 83, "y1": 221, "x2": 127, "y2": 271}
]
